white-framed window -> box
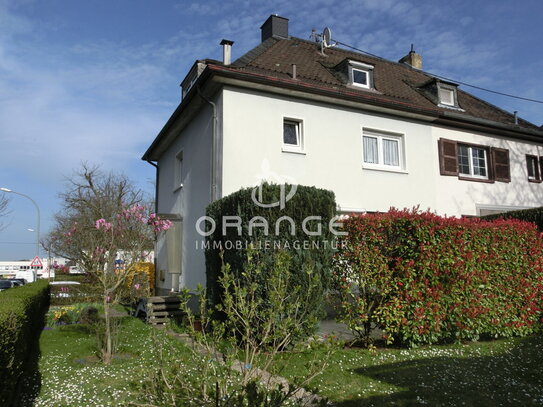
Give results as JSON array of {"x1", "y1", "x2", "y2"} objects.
[
  {"x1": 362, "y1": 129, "x2": 405, "y2": 171},
  {"x1": 349, "y1": 60, "x2": 374, "y2": 89},
  {"x1": 282, "y1": 118, "x2": 304, "y2": 152},
  {"x1": 457, "y1": 144, "x2": 488, "y2": 179},
  {"x1": 438, "y1": 84, "x2": 457, "y2": 107},
  {"x1": 526, "y1": 155, "x2": 541, "y2": 182},
  {"x1": 174, "y1": 150, "x2": 184, "y2": 190}
]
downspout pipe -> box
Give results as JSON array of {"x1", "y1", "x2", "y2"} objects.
[{"x1": 197, "y1": 85, "x2": 218, "y2": 201}]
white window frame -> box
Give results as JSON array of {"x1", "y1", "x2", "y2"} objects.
[
  {"x1": 526, "y1": 155, "x2": 541, "y2": 182},
  {"x1": 457, "y1": 144, "x2": 489, "y2": 180},
  {"x1": 282, "y1": 118, "x2": 305, "y2": 154},
  {"x1": 174, "y1": 150, "x2": 184, "y2": 191},
  {"x1": 438, "y1": 84, "x2": 457, "y2": 107},
  {"x1": 348, "y1": 60, "x2": 374, "y2": 90},
  {"x1": 361, "y1": 128, "x2": 406, "y2": 173}
]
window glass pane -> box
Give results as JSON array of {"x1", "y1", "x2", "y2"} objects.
[
  {"x1": 353, "y1": 69, "x2": 367, "y2": 85},
  {"x1": 439, "y1": 88, "x2": 454, "y2": 105},
  {"x1": 458, "y1": 145, "x2": 470, "y2": 175},
  {"x1": 527, "y1": 156, "x2": 538, "y2": 179},
  {"x1": 283, "y1": 122, "x2": 298, "y2": 145},
  {"x1": 472, "y1": 147, "x2": 487, "y2": 177},
  {"x1": 363, "y1": 136, "x2": 378, "y2": 164},
  {"x1": 383, "y1": 138, "x2": 399, "y2": 166}
]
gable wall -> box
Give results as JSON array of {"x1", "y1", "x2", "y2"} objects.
[{"x1": 155, "y1": 94, "x2": 221, "y2": 292}]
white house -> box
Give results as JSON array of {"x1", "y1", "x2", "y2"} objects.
[{"x1": 143, "y1": 15, "x2": 543, "y2": 295}]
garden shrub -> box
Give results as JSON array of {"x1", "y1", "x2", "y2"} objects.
[
  {"x1": 205, "y1": 183, "x2": 338, "y2": 340},
  {"x1": 480, "y1": 206, "x2": 543, "y2": 231},
  {"x1": 332, "y1": 209, "x2": 543, "y2": 347},
  {"x1": 0, "y1": 280, "x2": 50, "y2": 406}
]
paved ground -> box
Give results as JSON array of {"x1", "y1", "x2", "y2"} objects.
[
  {"x1": 317, "y1": 319, "x2": 356, "y2": 341},
  {"x1": 317, "y1": 320, "x2": 383, "y2": 342}
]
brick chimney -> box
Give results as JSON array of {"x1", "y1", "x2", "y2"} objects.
[
  {"x1": 399, "y1": 45, "x2": 422, "y2": 69},
  {"x1": 260, "y1": 15, "x2": 289, "y2": 42}
]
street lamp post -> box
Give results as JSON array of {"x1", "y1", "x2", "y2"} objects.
[{"x1": 0, "y1": 187, "x2": 41, "y2": 259}]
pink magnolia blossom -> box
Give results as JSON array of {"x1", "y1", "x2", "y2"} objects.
[{"x1": 95, "y1": 218, "x2": 112, "y2": 231}]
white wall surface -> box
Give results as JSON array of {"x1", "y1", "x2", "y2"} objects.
[
  {"x1": 221, "y1": 87, "x2": 543, "y2": 217},
  {"x1": 221, "y1": 87, "x2": 438, "y2": 213},
  {"x1": 432, "y1": 126, "x2": 543, "y2": 216},
  {"x1": 156, "y1": 97, "x2": 219, "y2": 292}
]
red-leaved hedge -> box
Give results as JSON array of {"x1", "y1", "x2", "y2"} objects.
[{"x1": 332, "y1": 209, "x2": 543, "y2": 347}]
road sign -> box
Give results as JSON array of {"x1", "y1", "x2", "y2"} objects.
[{"x1": 30, "y1": 256, "x2": 43, "y2": 268}]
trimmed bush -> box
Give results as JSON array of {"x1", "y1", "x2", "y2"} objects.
[
  {"x1": 481, "y1": 206, "x2": 543, "y2": 231},
  {"x1": 205, "y1": 183, "x2": 337, "y2": 339},
  {"x1": 332, "y1": 209, "x2": 543, "y2": 347},
  {"x1": 0, "y1": 279, "x2": 50, "y2": 406}
]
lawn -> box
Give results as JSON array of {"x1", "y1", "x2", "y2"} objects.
[
  {"x1": 276, "y1": 335, "x2": 543, "y2": 406},
  {"x1": 21, "y1": 312, "x2": 192, "y2": 407},
  {"x1": 22, "y1": 306, "x2": 543, "y2": 407}
]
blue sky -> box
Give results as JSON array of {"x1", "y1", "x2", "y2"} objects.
[{"x1": 0, "y1": 0, "x2": 542, "y2": 260}]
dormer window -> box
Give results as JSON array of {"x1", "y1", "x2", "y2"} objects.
[
  {"x1": 348, "y1": 60, "x2": 374, "y2": 90},
  {"x1": 439, "y1": 87, "x2": 454, "y2": 106},
  {"x1": 437, "y1": 83, "x2": 458, "y2": 108}
]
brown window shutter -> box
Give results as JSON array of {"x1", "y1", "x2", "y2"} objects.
[
  {"x1": 438, "y1": 138, "x2": 458, "y2": 176},
  {"x1": 539, "y1": 156, "x2": 543, "y2": 181},
  {"x1": 491, "y1": 147, "x2": 511, "y2": 183}
]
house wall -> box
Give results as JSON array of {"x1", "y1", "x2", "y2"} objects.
[
  {"x1": 155, "y1": 95, "x2": 220, "y2": 293},
  {"x1": 221, "y1": 87, "x2": 438, "y2": 213},
  {"x1": 221, "y1": 87, "x2": 543, "y2": 217},
  {"x1": 432, "y1": 126, "x2": 543, "y2": 216}
]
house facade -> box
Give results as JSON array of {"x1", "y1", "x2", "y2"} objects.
[{"x1": 143, "y1": 15, "x2": 543, "y2": 294}]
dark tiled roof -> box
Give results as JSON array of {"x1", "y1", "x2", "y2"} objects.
[{"x1": 225, "y1": 36, "x2": 540, "y2": 132}]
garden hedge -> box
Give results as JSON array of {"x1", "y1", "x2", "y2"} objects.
[
  {"x1": 480, "y1": 206, "x2": 543, "y2": 231},
  {"x1": 333, "y1": 209, "x2": 543, "y2": 347},
  {"x1": 0, "y1": 280, "x2": 50, "y2": 406},
  {"x1": 205, "y1": 183, "x2": 337, "y2": 338}
]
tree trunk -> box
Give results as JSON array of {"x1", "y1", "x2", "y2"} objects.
[{"x1": 103, "y1": 293, "x2": 112, "y2": 364}]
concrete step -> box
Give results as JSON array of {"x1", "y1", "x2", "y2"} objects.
[
  {"x1": 149, "y1": 310, "x2": 184, "y2": 317},
  {"x1": 148, "y1": 296, "x2": 181, "y2": 304}
]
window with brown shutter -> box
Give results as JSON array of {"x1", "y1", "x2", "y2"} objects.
[
  {"x1": 438, "y1": 138, "x2": 458, "y2": 176},
  {"x1": 491, "y1": 148, "x2": 511, "y2": 183}
]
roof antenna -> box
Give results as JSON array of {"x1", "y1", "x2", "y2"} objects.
[{"x1": 320, "y1": 26, "x2": 336, "y2": 55}]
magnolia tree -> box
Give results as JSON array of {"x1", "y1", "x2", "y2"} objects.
[
  {"x1": 65, "y1": 204, "x2": 170, "y2": 362},
  {"x1": 48, "y1": 164, "x2": 170, "y2": 363}
]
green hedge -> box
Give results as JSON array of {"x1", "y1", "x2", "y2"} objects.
[
  {"x1": 0, "y1": 280, "x2": 50, "y2": 406},
  {"x1": 205, "y1": 183, "x2": 337, "y2": 338},
  {"x1": 480, "y1": 206, "x2": 543, "y2": 231},
  {"x1": 333, "y1": 209, "x2": 543, "y2": 347}
]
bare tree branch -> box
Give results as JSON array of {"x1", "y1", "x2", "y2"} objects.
[{"x1": 0, "y1": 194, "x2": 11, "y2": 231}]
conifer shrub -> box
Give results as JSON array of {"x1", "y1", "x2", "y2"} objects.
[
  {"x1": 205, "y1": 183, "x2": 338, "y2": 340},
  {"x1": 481, "y1": 206, "x2": 543, "y2": 231}
]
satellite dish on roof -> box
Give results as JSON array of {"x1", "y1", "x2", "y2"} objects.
[
  {"x1": 322, "y1": 27, "x2": 332, "y2": 47},
  {"x1": 320, "y1": 26, "x2": 335, "y2": 55}
]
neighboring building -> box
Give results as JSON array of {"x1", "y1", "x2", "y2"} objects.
[
  {"x1": 0, "y1": 257, "x2": 69, "y2": 281},
  {"x1": 143, "y1": 15, "x2": 543, "y2": 294}
]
